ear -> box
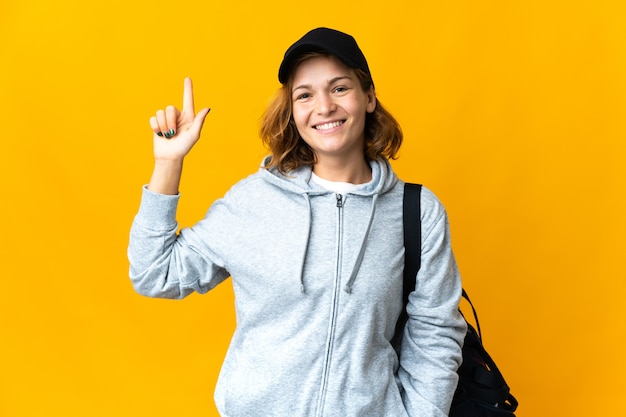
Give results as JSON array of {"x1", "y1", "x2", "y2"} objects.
[{"x1": 366, "y1": 86, "x2": 377, "y2": 113}]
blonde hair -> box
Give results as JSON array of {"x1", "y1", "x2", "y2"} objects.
[{"x1": 260, "y1": 52, "x2": 403, "y2": 174}]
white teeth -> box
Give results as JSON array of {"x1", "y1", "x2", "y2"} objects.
[{"x1": 315, "y1": 121, "x2": 343, "y2": 131}]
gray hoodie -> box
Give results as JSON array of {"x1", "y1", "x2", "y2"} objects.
[{"x1": 128, "y1": 158, "x2": 466, "y2": 417}]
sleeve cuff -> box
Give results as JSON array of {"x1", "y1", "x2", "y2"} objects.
[{"x1": 135, "y1": 185, "x2": 180, "y2": 229}]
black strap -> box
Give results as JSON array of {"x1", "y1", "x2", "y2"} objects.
[
  {"x1": 400, "y1": 184, "x2": 481, "y2": 343},
  {"x1": 461, "y1": 289, "x2": 482, "y2": 343},
  {"x1": 403, "y1": 183, "x2": 422, "y2": 293},
  {"x1": 392, "y1": 183, "x2": 422, "y2": 351}
]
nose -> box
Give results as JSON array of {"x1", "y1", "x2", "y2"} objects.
[{"x1": 315, "y1": 93, "x2": 336, "y2": 115}]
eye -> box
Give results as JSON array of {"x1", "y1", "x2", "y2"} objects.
[
  {"x1": 295, "y1": 92, "x2": 311, "y2": 100},
  {"x1": 333, "y1": 86, "x2": 349, "y2": 94}
]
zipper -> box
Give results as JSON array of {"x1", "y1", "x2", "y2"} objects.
[{"x1": 316, "y1": 193, "x2": 344, "y2": 417}]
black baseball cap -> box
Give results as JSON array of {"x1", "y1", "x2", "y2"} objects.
[{"x1": 278, "y1": 27, "x2": 372, "y2": 84}]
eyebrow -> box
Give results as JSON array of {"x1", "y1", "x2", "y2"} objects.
[{"x1": 292, "y1": 75, "x2": 353, "y2": 93}]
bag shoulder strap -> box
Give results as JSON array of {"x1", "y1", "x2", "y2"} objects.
[
  {"x1": 403, "y1": 182, "x2": 423, "y2": 303},
  {"x1": 461, "y1": 288, "x2": 483, "y2": 342},
  {"x1": 398, "y1": 184, "x2": 479, "y2": 342},
  {"x1": 392, "y1": 183, "x2": 422, "y2": 350}
]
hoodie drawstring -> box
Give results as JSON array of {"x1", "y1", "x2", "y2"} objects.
[
  {"x1": 343, "y1": 194, "x2": 379, "y2": 294},
  {"x1": 298, "y1": 194, "x2": 313, "y2": 293}
]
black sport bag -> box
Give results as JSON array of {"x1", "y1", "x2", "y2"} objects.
[{"x1": 396, "y1": 183, "x2": 518, "y2": 416}]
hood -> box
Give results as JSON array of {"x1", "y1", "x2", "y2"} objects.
[
  {"x1": 257, "y1": 156, "x2": 398, "y2": 196},
  {"x1": 257, "y1": 157, "x2": 399, "y2": 293}
]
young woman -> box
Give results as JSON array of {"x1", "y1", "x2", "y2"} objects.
[{"x1": 128, "y1": 27, "x2": 466, "y2": 417}]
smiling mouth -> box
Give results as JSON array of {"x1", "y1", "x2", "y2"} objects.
[{"x1": 314, "y1": 121, "x2": 344, "y2": 131}]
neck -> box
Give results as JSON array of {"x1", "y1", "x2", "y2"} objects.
[{"x1": 312, "y1": 157, "x2": 372, "y2": 184}]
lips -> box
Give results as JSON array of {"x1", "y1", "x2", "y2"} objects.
[{"x1": 314, "y1": 120, "x2": 344, "y2": 131}]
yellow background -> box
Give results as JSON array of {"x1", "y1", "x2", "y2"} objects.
[{"x1": 1, "y1": 0, "x2": 624, "y2": 416}]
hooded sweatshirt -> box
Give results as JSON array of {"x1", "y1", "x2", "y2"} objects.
[{"x1": 128, "y1": 158, "x2": 466, "y2": 417}]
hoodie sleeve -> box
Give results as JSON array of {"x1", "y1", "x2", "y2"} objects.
[
  {"x1": 127, "y1": 186, "x2": 231, "y2": 299},
  {"x1": 398, "y1": 187, "x2": 467, "y2": 417}
]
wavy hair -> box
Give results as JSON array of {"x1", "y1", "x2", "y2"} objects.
[{"x1": 260, "y1": 52, "x2": 403, "y2": 174}]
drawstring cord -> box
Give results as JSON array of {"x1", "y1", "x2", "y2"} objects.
[
  {"x1": 343, "y1": 194, "x2": 378, "y2": 293},
  {"x1": 298, "y1": 194, "x2": 312, "y2": 293}
]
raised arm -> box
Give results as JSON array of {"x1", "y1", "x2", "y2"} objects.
[{"x1": 147, "y1": 77, "x2": 211, "y2": 195}]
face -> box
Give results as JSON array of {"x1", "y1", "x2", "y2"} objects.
[{"x1": 290, "y1": 55, "x2": 376, "y2": 165}]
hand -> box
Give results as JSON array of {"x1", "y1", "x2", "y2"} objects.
[{"x1": 149, "y1": 77, "x2": 211, "y2": 162}]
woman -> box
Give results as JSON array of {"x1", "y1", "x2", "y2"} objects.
[{"x1": 128, "y1": 27, "x2": 466, "y2": 417}]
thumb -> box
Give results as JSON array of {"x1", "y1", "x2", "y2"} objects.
[{"x1": 189, "y1": 107, "x2": 211, "y2": 136}]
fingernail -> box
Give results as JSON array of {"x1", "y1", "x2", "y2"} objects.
[
  {"x1": 164, "y1": 132, "x2": 171, "y2": 138},
  {"x1": 169, "y1": 129, "x2": 175, "y2": 136},
  {"x1": 157, "y1": 132, "x2": 163, "y2": 137}
]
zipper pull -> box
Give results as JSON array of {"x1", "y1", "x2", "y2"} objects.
[{"x1": 336, "y1": 193, "x2": 343, "y2": 208}]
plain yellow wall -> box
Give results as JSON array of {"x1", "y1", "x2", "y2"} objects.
[{"x1": 1, "y1": 0, "x2": 624, "y2": 416}]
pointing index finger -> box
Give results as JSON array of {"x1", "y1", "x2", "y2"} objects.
[{"x1": 183, "y1": 77, "x2": 195, "y2": 114}]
